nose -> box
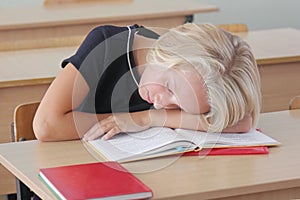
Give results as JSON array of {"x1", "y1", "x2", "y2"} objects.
[
  {"x1": 152, "y1": 93, "x2": 164, "y2": 109},
  {"x1": 153, "y1": 93, "x2": 178, "y2": 109}
]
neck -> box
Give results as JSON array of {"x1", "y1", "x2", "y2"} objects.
[{"x1": 132, "y1": 34, "x2": 156, "y2": 75}]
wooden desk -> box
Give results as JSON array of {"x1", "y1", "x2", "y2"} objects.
[
  {"x1": 237, "y1": 28, "x2": 300, "y2": 112},
  {"x1": 0, "y1": 47, "x2": 67, "y2": 195},
  {"x1": 1, "y1": 27, "x2": 299, "y2": 196},
  {"x1": 0, "y1": 110, "x2": 300, "y2": 200},
  {"x1": 0, "y1": 0, "x2": 218, "y2": 51}
]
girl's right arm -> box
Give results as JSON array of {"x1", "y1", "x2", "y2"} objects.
[{"x1": 33, "y1": 63, "x2": 111, "y2": 141}]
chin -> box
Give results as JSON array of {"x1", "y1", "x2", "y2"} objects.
[{"x1": 138, "y1": 89, "x2": 146, "y2": 100}]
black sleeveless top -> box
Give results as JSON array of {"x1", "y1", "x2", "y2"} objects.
[{"x1": 61, "y1": 24, "x2": 159, "y2": 113}]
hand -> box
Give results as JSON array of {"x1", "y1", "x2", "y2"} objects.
[
  {"x1": 223, "y1": 114, "x2": 253, "y2": 133},
  {"x1": 82, "y1": 111, "x2": 151, "y2": 141}
]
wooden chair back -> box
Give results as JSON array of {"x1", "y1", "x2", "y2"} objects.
[
  {"x1": 13, "y1": 102, "x2": 40, "y2": 141},
  {"x1": 218, "y1": 23, "x2": 248, "y2": 33},
  {"x1": 289, "y1": 95, "x2": 300, "y2": 110}
]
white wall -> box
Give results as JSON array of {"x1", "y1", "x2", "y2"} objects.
[
  {"x1": 2, "y1": 0, "x2": 299, "y2": 31},
  {"x1": 194, "y1": 0, "x2": 300, "y2": 31}
]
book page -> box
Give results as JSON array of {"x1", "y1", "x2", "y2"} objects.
[
  {"x1": 87, "y1": 127, "x2": 280, "y2": 162},
  {"x1": 87, "y1": 127, "x2": 196, "y2": 161},
  {"x1": 175, "y1": 128, "x2": 281, "y2": 148},
  {"x1": 106, "y1": 127, "x2": 183, "y2": 153}
]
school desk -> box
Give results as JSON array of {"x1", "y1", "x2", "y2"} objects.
[
  {"x1": 0, "y1": 109, "x2": 299, "y2": 200},
  {"x1": 237, "y1": 28, "x2": 300, "y2": 113},
  {"x1": 0, "y1": 0, "x2": 218, "y2": 51},
  {"x1": 1, "y1": 27, "x2": 300, "y2": 195},
  {"x1": 0, "y1": 47, "x2": 67, "y2": 195}
]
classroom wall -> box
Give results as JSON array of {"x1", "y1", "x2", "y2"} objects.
[
  {"x1": 3, "y1": 0, "x2": 300, "y2": 31},
  {"x1": 194, "y1": 0, "x2": 300, "y2": 31}
]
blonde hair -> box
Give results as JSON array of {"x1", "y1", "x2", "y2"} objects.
[{"x1": 146, "y1": 23, "x2": 262, "y2": 132}]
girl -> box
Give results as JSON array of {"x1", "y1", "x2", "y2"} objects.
[{"x1": 33, "y1": 23, "x2": 261, "y2": 141}]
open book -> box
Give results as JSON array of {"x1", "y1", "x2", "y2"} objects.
[{"x1": 86, "y1": 127, "x2": 280, "y2": 163}]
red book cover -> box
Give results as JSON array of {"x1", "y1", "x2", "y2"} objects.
[
  {"x1": 183, "y1": 129, "x2": 269, "y2": 156},
  {"x1": 39, "y1": 162, "x2": 153, "y2": 200},
  {"x1": 183, "y1": 146, "x2": 269, "y2": 156}
]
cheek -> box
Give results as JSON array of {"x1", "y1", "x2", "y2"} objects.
[
  {"x1": 146, "y1": 84, "x2": 165, "y2": 94},
  {"x1": 138, "y1": 84, "x2": 164, "y2": 101},
  {"x1": 138, "y1": 86, "x2": 147, "y2": 101}
]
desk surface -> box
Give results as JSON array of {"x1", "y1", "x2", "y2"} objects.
[
  {"x1": 1, "y1": 28, "x2": 300, "y2": 88},
  {"x1": 0, "y1": 0, "x2": 217, "y2": 30},
  {"x1": 0, "y1": 110, "x2": 300, "y2": 199},
  {"x1": 0, "y1": 47, "x2": 69, "y2": 88},
  {"x1": 237, "y1": 28, "x2": 300, "y2": 65}
]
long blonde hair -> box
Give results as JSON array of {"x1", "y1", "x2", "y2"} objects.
[{"x1": 147, "y1": 23, "x2": 262, "y2": 132}]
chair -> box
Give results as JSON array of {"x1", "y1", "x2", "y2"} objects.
[
  {"x1": 289, "y1": 95, "x2": 300, "y2": 110},
  {"x1": 217, "y1": 23, "x2": 248, "y2": 33},
  {"x1": 13, "y1": 102, "x2": 40, "y2": 142},
  {"x1": 13, "y1": 101, "x2": 40, "y2": 141},
  {"x1": 11, "y1": 102, "x2": 40, "y2": 199}
]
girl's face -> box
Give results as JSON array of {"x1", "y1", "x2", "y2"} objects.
[{"x1": 138, "y1": 64, "x2": 210, "y2": 114}]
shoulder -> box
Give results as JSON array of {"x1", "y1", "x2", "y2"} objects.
[
  {"x1": 62, "y1": 25, "x2": 130, "y2": 68},
  {"x1": 82, "y1": 25, "x2": 128, "y2": 52},
  {"x1": 86, "y1": 25, "x2": 129, "y2": 43}
]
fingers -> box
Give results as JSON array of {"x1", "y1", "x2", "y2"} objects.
[
  {"x1": 82, "y1": 118, "x2": 122, "y2": 141},
  {"x1": 82, "y1": 123, "x2": 103, "y2": 141},
  {"x1": 101, "y1": 127, "x2": 122, "y2": 140},
  {"x1": 82, "y1": 113, "x2": 148, "y2": 141}
]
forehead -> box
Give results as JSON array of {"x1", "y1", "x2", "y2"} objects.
[{"x1": 164, "y1": 67, "x2": 210, "y2": 114}]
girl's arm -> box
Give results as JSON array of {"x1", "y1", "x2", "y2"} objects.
[
  {"x1": 33, "y1": 63, "x2": 112, "y2": 141},
  {"x1": 83, "y1": 109, "x2": 252, "y2": 141},
  {"x1": 150, "y1": 109, "x2": 252, "y2": 133}
]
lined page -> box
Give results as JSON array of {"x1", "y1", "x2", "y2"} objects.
[
  {"x1": 88, "y1": 127, "x2": 191, "y2": 161},
  {"x1": 175, "y1": 129, "x2": 280, "y2": 148}
]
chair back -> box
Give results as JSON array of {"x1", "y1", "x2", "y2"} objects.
[
  {"x1": 289, "y1": 95, "x2": 300, "y2": 110},
  {"x1": 13, "y1": 102, "x2": 40, "y2": 141}
]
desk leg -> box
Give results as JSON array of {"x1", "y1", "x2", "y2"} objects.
[
  {"x1": 11, "y1": 123, "x2": 37, "y2": 200},
  {"x1": 10, "y1": 122, "x2": 15, "y2": 142},
  {"x1": 185, "y1": 15, "x2": 194, "y2": 23},
  {"x1": 16, "y1": 179, "x2": 32, "y2": 200},
  {"x1": 6, "y1": 193, "x2": 17, "y2": 200}
]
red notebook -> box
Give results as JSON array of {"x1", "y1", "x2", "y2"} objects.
[
  {"x1": 183, "y1": 146, "x2": 269, "y2": 156},
  {"x1": 39, "y1": 162, "x2": 153, "y2": 200}
]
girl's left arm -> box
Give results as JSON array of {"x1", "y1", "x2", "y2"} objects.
[
  {"x1": 149, "y1": 109, "x2": 252, "y2": 133},
  {"x1": 84, "y1": 109, "x2": 252, "y2": 140}
]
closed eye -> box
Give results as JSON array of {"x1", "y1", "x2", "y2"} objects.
[{"x1": 165, "y1": 81, "x2": 173, "y2": 93}]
